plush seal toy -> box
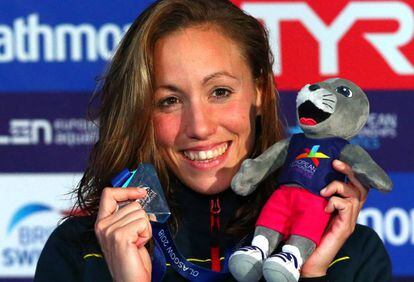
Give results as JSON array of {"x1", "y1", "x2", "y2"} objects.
[{"x1": 228, "y1": 78, "x2": 392, "y2": 282}]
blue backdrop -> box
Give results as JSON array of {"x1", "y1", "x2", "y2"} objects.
[{"x1": 1, "y1": 1, "x2": 413, "y2": 281}]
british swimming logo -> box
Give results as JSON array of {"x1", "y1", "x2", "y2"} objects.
[
  {"x1": 7, "y1": 204, "x2": 54, "y2": 235},
  {"x1": 1, "y1": 203, "x2": 67, "y2": 272}
]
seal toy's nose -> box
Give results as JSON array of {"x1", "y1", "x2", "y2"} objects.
[{"x1": 308, "y1": 84, "x2": 320, "y2": 91}]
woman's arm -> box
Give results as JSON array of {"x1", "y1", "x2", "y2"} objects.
[{"x1": 301, "y1": 160, "x2": 369, "y2": 278}]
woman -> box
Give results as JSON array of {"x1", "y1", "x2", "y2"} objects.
[{"x1": 34, "y1": 0, "x2": 391, "y2": 281}]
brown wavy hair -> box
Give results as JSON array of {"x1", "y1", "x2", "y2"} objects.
[{"x1": 74, "y1": 0, "x2": 285, "y2": 237}]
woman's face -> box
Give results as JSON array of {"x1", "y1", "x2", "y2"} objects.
[{"x1": 153, "y1": 26, "x2": 262, "y2": 195}]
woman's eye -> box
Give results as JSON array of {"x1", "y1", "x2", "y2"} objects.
[
  {"x1": 158, "y1": 96, "x2": 181, "y2": 108},
  {"x1": 212, "y1": 88, "x2": 231, "y2": 99}
]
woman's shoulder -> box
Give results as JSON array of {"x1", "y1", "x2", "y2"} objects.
[
  {"x1": 55, "y1": 215, "x2": 96, "y2": 235},
  {"x1": 49, "y1": 215, "x2": 97, "y2": 246},
  {"x1": 343, "y1": 223, "x2": 385, "y2": 253},
  {"x1": 40, "y1": 214, "x2": 99, "y2": 258},
  {"x1": 327, "y1": 224, "x2": 392, "y2": 282},
  {"x1": 34, "y1": 215, "x2": 111, "y2": 282}
]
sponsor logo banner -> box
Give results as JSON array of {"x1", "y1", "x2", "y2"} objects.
[
  {"x1": 0, "y1": 93, "x2": 96, "y2": 172},
  {"x1": 234, "y1": 0, "x2": 414, "y2": 90},
  {"x1": 0, "y1": 173, "x2": 81, "y2": 277},
  {"x1": 2, "y1": 1, "x2": 414, "y2": 91},
  {"x1": 0, "y1": 0, "x2": 154, "y2": 92},
  {"x1": 280, "y1": 90, "x2": 411, "y2": 171},
  {"x1": 358, "y1": 173, "x2": 414, "y2": 276}
]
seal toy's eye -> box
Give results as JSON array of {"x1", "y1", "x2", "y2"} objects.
[{"x1": 336, "y1": 86, "x2": 352, "y2": 97}]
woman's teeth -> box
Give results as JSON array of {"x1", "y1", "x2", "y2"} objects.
[{"x1": 183, "y1": 144, "x2": 228, "y2": 161}]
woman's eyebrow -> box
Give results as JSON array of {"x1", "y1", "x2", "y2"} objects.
[
  {"x1": 157, "y1": 84, "x2": 180, "y2": 92},
  {"x1": 156, "y1": 71, "x2": 239, "y2": 92},
  {"x1": 156, "y1": 84, "x2": 182, "y2": 93},
  {"x1": 202, "y1": 71, "x2": 239, "y2": 85}
]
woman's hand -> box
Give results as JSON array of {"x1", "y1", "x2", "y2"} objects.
[
  {"x1": 301, "y1": 160, "x2": 369, "y2": 277},
  {"x1": 95, "y1": 187, "x2": 152, "y2": 282}
]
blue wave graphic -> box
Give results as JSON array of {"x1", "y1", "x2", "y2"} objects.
[{"x1": 7, "y1": 203, "x2": 53, "y2": 235}]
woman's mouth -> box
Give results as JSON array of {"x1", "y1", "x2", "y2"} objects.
[{"x1": 182, "y1": 142, "x2": 229, "y2": 162}]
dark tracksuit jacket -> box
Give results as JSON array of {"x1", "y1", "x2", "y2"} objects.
[{"x1": 34, "y1": 184, "x2": 392, "y2": 282}]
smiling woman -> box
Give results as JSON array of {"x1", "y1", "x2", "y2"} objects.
[
  {"x1": 153, "y1": 26, "x2": 263, "y2": 194},
  {"x1": 34, "y1": 1, "x2": 391, "y2": 282}
]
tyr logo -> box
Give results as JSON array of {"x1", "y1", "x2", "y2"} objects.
[{"x1": 241, "y1": 1, "x2": 414, "y2": 76}]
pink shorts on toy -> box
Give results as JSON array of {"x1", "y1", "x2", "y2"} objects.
[{"x1": 256, "y1": 185, "x2": 330, "y2": 245}]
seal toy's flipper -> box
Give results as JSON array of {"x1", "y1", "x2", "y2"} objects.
[
  {"x1": 231, "y1": 138, "x2": 290, "y2": 196},
  {"x1": 340, "y1": 144, "x2": 393, "y2": 192}
]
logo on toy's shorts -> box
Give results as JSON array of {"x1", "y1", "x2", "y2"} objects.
[{"x1": 295, "y1": 145, "x2": 329, "y2": 167}]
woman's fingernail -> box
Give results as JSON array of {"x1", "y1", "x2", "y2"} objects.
[
  {"x1": 137, "y1": 187, "x2": 147, "y2": 193},
  {"x1": 335, "y1": 160, "x2": 345, "y2": 168},
  {"x1": 320, "y1": 188, "x2": 327, "y2": 194}
]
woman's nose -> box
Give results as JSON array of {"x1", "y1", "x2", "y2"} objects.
[{"x1": 184, "y1": 103, "x2": 216, "y2": 140}]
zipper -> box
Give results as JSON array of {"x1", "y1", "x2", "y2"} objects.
[{"x1": 210, "y1": 196, "x2": 221, "y2": 272}]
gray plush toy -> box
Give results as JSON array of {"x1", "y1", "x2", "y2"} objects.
[{"x1": 228, "y1": 78, "x2": 392, "y2": 282}]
